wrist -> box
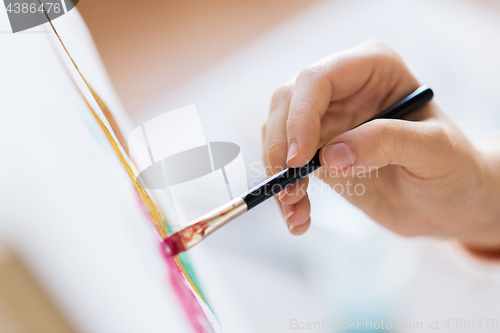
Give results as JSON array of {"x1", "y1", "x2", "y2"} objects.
[{"x1": 459, "y1": 139, "x2": 500, "y2": 253}]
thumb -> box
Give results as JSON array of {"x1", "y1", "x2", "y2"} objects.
[{"x1": 320, "y1": 118, "x2": 453, "y2": 177}]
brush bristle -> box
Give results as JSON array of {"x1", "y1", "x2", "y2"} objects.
[{"x1": 163, "y1": 233, "x2": 186, "y2": 257}]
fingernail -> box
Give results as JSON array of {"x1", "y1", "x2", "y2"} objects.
[
  {"x1": 286, "y1": 141, "x2": 299, "y2": 163},
  {"x1": 281, "y1": 203, "x2": 296, "y2": 220},
  {"x1": 322, "y1": 143, "x2": 356, "y2": 170}
]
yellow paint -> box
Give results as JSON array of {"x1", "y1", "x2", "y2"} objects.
[{"x1": 44, "y1": 16, "x2": 206, "y2": 303}]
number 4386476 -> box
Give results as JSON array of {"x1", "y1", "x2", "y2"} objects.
[
  {"x1": 444, "y1": 319, "x2": 498, "y2": 330},
  {"x1": 6, "y1": 2, "x2": 61, "y2": 14}
]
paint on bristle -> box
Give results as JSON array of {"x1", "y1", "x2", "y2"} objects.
[{"x1": 164, "y1": 232, "x2": 186, "y2": 257}]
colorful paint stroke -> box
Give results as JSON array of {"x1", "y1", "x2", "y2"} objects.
[{"x1": 42, "y1": 8, "x2": 218, "y2": 333}]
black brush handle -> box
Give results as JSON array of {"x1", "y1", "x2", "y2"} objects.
[{"x1": 242, "y1": 85, "x2": 434, "y2": 210}]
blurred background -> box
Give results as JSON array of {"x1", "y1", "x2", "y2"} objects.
[{"x1": 3, "y1": 0, "x2": 500, "y2": 332}]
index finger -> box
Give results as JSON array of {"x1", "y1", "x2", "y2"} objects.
[
  {"x1": 263, "y1": 83, "x2": 294, "y2": 176},
  {"x1": 285, "y1": 40, "x2": 406, "y2": 167}
]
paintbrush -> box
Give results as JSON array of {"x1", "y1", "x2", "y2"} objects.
[{"x1": 164, "y1": 85, "x2": 434, "y2": 256}]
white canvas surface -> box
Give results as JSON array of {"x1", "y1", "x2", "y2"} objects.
[{"x1": 0, "y1": 9, "x2": 196, "y2": 333}]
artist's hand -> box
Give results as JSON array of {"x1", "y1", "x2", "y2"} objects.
[{"x1": 262, "y1": 39, "x2": 500, "y2": 250}]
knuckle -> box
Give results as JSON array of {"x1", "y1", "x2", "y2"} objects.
[
  {"x1": 265, "y1": 138, "x2": 286, "y2": 172},
  {"x1": 271, "y1": 84, "x2": 293, "y2": 107},
  {"x1": 287, "y1": 98, "x2": 321, "y2": 130},
  {"x1": 368, "y1": 120, "x2": 397, "y2": 161},
  {"x1": 429, "y1": 124, "x2": 449, "y2": 143},
  {"x1": 364, "y1": 39, "x2": 402, "y2": 63},
  {"x1": 287, "y1": 103, "x2": 308, "y2": 122},
  {"x1": 427, "y1": 123, "x2": 453, "y2": 153},
  {"x1": 365, "y1": 38, "x2": 390, "y2": 49},
  {"x1": 296, "y1": 65, "x2": 323, "y2": 83},
  {"x1": 365, "y1": 39, "x2": 394, "y2": 54}
]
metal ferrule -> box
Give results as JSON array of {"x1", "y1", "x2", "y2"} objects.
[{"x1": 177, "y1": 197, "x2": 248, "y2": 251}]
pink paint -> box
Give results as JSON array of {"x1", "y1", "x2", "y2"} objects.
[
  {"x1": 160, "y1": 244, "x2": 214, "y2": 333},
  {"x1": 134, "y1": 189, "x2": 213, "y2": 332}
]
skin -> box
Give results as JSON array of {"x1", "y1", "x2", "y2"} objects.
[{"x1": 262, "y1": 40, "x2": 500, "y2": 252}]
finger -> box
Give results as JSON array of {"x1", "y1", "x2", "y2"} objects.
[
  {"x1": 289, "y1": 217, "x2": 311, "y2": 236},
  {"x1": 278, "y1": 177, "x2": 309, "y2": 205},
  {"x1": 285, "y1": 39, "x2": 418, "y2": 167},
  {"x1": 263, "y1": 143, "x2": 293, "y2": 221},
  {"x1": 320, "y1": 108, "x2": 459, "y2": 178},
  {"x1": 263, "y1": 82, "x2": 294, "y2": 177},
  {"x1": 263, "y1": 82, "x2": 306, "y2": 223},
  {"x1": 285, "y1": 66, "x2": 331, "y2": 167},
  {"x1": 274, "y1": 195, "x2": 285, "y2": 219},
  {"x1": 282, "y1": 193, "x2": 311, "y2": 227}
]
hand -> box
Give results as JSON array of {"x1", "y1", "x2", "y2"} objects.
[{"x1": 262, "y1": 40, "x2": 500, "y2": 249}]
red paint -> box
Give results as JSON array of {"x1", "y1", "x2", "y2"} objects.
[
  {"x1": 176, "y1": 219, "x2": 211, "y2": 248},
  {"x1": 163, "y1": 233, "x2": 185, "y2": 257}
]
